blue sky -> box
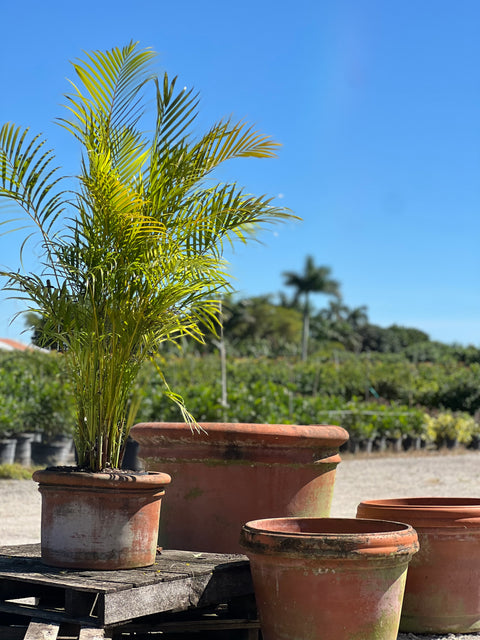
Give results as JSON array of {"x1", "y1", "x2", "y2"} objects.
[{"x1": 1, "y1": 0, "x2": 479, "y2": 345}]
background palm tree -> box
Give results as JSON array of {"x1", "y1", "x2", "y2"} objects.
[
  {"x1": 316, "y1": 301, "x2": 369, "y2": 352},
  {"x1": 283, "y1": 256, "x2": 340, "y2": 360}
]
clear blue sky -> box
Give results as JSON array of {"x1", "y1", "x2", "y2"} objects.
[{"x1": 1, "y1": 0, "x2": 479, "y2": 346}]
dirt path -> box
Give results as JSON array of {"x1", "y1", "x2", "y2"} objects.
[
  {"x1": 0, "y1": 478, "x2": 41, "y2": 545},
  {"x1": 1, "y1": 451, "x2": 480, "y2": 639},
  {"x1": 330, "y1": 448, "x2": 480, "y2": 518}
]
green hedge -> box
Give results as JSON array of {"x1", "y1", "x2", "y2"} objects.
[
  {"x1": 1, "y1": 350, "x2": 480, "y2": 448},
  {"x1": 0, "y1": 351, "x2": 75, "y2": 438}
]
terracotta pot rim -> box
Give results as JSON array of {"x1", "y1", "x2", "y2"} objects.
[
  {"x1": 32, "y1": 467, "x2": 171, "y2": 489},
  {"x1": 359, "y1": 497, "x2": 480, "y2": 508},
  {"x1": 357, "y1": 498, "x2": 480, "y2": 528},
  {"x1": 132, "y1": 421, "x2": 349, "y2": 448},
  {"x1": 243, "y1": 516, "x2": 413, "y2": 536},
  {"x1": 240, "y1": 517, "x2": 419, "y2": 558}
]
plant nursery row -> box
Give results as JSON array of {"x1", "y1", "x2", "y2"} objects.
[{"x1": 1, "y1": 349, "x2": 480, "y2": 452}]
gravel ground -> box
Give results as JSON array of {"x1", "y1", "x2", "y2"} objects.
[{"x1": 1, "y1": 450, "x2": 480, "y2": 639}]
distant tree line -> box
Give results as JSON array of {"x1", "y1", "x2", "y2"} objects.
[
  {"x1": 195, "y1": 255, "x2": 476, "y2": 362},
  {"x1": 26, "y1": 255, "x2": 479, "y2": 364}
]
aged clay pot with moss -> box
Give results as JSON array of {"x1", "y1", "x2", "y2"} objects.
[
  {"x1": 33, "y1": 468, "x2": 171, "y2": 570},
  {"x1": 131, "y1": 422, "x2": 349, "y2": 553},
  {"x1": 240, "y1": 517, "x2": 419, "y2": 640},
  {"x1": 357, "y1": 497, "x2": 480, "y2": 633}
]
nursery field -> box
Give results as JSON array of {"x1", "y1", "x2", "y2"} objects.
[
  {"x1": 1, "y1": 450, "x2": 480, "y2": 639},
  {"x1": 3, "y1": 350, "x2": 480, "y2": 452}
]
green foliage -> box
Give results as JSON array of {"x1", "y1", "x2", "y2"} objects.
[
  {"x1": 135, "y1": 352, "x2": 480, "y2": 447},
  {"x1": 222, "y1": 296, "x2": 302, "y2": 357},
  {"x1": 0, "y1": 351, "x2": 75, "y2": 438},
  {"x1": 355, "y1": 323, "x2": 429, "y2": 354},
  {"x1": 317, "y1": 402, "x2": 425, "y2": 442},
  {"x1": 0, "y1": 43, "x2": 294, "y2": 471},
  {"x1": 424, "y1": 411, "x2": 476, "y2": 446},
  {"x1": 1, "y1": 348, "x2": 479, "y2": 451}
]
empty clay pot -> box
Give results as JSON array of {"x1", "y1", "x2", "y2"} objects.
[
  {"x1": 357, "y1": 497, "x2": 480, "y2": 633},
  {"x1": 240, "y1": 517, "x2": 418, "y2": 640}
]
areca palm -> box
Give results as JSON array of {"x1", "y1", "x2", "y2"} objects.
[
  {"x1": 0, "y1": 42, "x2": 295, "y2": 471},
  {"x1": 283, "y1": 256, "x2": 340, "y2": 360}
]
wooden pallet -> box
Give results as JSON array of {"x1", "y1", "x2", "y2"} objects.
[
  {"x1": 0, "y1": 544, "x2": 258, "y2": 637},
  {"x1": 3, "y1": 617, "x2": 260, "y2": 639},
  {"x1": 2, "y1": 619, "x2": 105, "y2": 639}
]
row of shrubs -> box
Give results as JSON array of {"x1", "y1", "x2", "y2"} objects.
[
  {"x1": 1, "y1": 350, "x2": 480, "y2": 453},
  {"x1": 330, "y1": 408, "x2": 480, "y2": 452},
  {"x1": 0, "y1": 351, "x2": 75, "y2": 440},
  {"x1": 138, "y1": 350, "x2": 480, "y2": 416}
]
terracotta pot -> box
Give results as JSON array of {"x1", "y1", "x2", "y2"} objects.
[
  {"x1": 357, "y1": 497, "x2": 480, "y2": 633},
  {"x1": 32, "y1": 468, "x2": 171, "y2": 570},
  {"x1": 131, "y1": 422, "x2": 349, "y2": 553},
  {"x1": 240, "y1": 517, "x2": 419, "y2": 640}
]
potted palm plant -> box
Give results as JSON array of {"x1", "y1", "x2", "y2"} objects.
[{"x1": 0, "y1": 42, "x2": 294, "y2": 569}]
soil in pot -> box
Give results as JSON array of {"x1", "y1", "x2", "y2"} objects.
[
  {"x1": 240, "y1": 517, "x2": 418, "y2": 640},
  {"x1": 357, "y1": 497, "x2": 480, "y2": 633}
]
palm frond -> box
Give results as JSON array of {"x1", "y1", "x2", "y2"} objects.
[
  {"x1": 153, "y1": 74, "x2": 200, "y2": 154},
  {"x1": 0, "y1": 124, "x2": 65, "y2": 236},
  {"x1": 59, "y1": 42, "x2": 155, "y2": 174}
]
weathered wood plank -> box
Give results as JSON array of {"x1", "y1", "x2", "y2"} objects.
[
  {"x1": 0, "y1": 548, "x2": 247, "y2": 589},
  {"x1": 78, "y1": 628, "x2": 105, "y2": 640},
  {"x1": 24, "y1": 620, "x2": 60, "y2": 640},
  {"x1": 101, "y1": 574, "x2": 213, "y2": 625},
  {"x1": 199, "y1": 565, "x2": 254, "y2": 607},
  {"x1": 0, "y1": 544, "x2": 41, "y2": 558},
  {"x1": 0, "y1": 545, "x2": 248, "y2": 571}
]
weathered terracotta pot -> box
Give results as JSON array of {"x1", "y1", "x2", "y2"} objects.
[
  {"x1": 240, "y1": 517, "x2": 419, "y2": 640},
  {"x1": 130, "y1": 422, "x2": 349, "y2": 553},
  {"x1": 32, "y1": 468, "x2": 171, "y2": 570},
  {"x1": 357, "y1": 497, "x2": 480, "y2": 633}
]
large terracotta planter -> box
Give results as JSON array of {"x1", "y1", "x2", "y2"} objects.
[
  {"x1": 240, "y1": 517, "x2": 419, "y2": 640},
  {"x1": 357, "y1": 497, "x2": 480, "y2": 633},
  {"x1": 131, "y1": 422, "x2": 349, "y2": 553},
  {"x1": 32, "y1": 468, "x2": 171, "y2": 570}
]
